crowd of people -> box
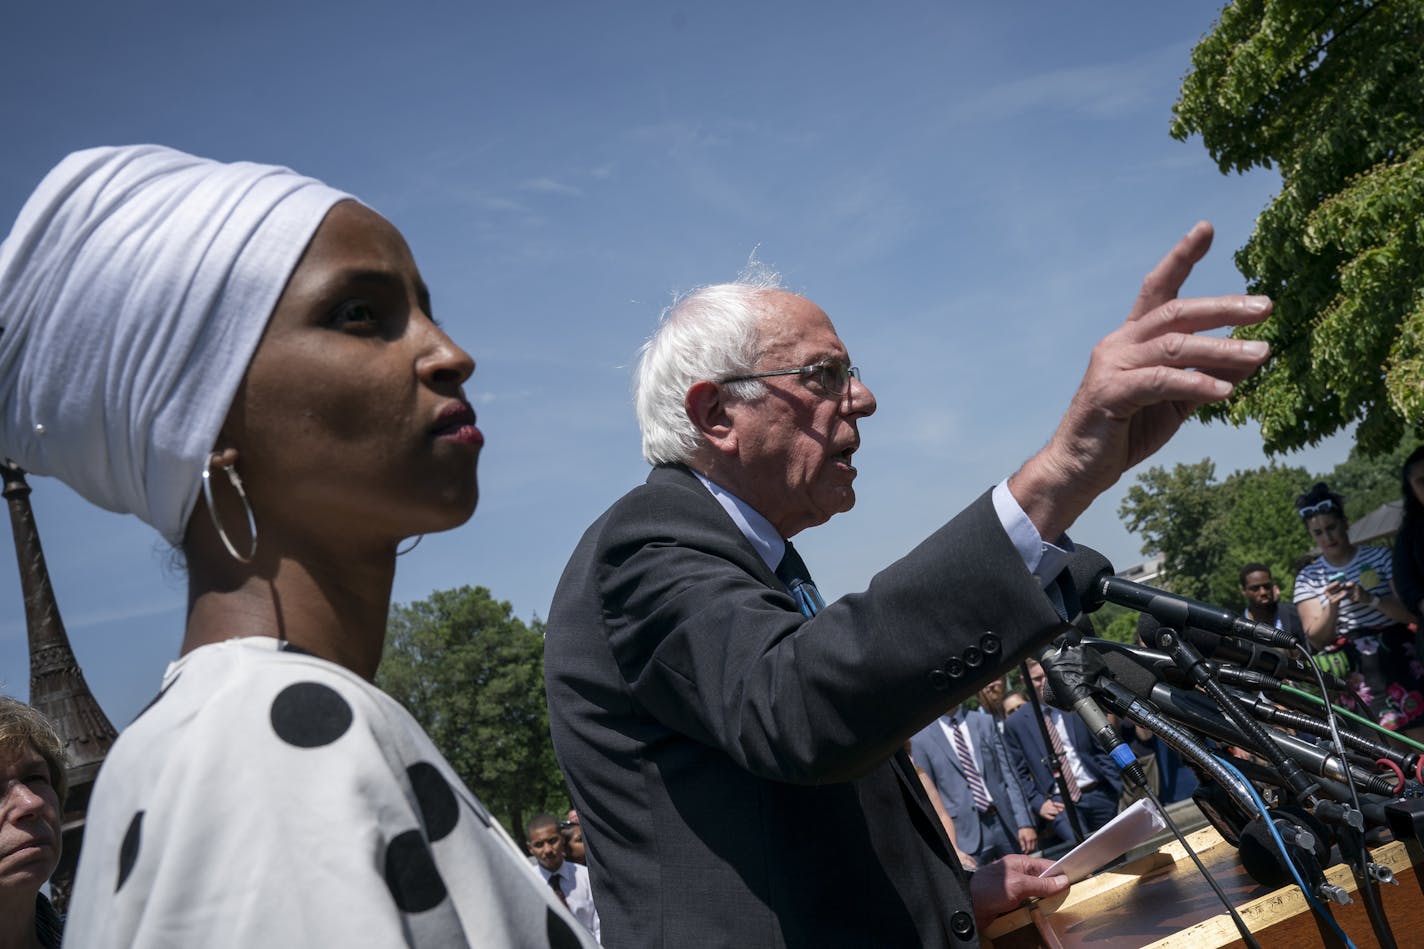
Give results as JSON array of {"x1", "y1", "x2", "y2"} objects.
[{"x1": 0, "y1": 135, "x2": 1414, "y2": 948}]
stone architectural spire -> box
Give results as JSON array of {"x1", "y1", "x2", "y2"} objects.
[{"x1": 2, "y1": 461, "x2": 118, "y2": 910}]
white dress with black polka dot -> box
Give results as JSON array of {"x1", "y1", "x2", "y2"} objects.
[{"x1": 63, "y1": 637, "x2": 597, "y2": 948}]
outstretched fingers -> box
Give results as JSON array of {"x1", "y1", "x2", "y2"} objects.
[{"x1": 1126, "y1": 221, "x2": 1215, "y2": 322}]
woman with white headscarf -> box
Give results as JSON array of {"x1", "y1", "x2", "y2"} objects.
[{"x1": 0, "y1": 146, "x2": 596, "y2": 948}]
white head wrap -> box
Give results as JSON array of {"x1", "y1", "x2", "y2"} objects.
[{"x1": 0, "y1": 145, "x2": 351, "y2": 544}]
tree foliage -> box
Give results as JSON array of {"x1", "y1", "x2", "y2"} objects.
[
  {"x1": 377, "y1": 585, "x2": 566, "y2": 839},
  {"x1": 1327, "y1": 435, "x2": 1418, "y2": 519},
  {"x1": 1171, "y1": 1, "x2": 1424, "y2": 455},
  {"x1": 1120, "y1": 460, "x2": 1229, "y2": 602},
  {"x1": 1122, "y1": 459, "x2": 1315, "y2": 604},
  {"x1": 1090, "y1": 602, "x2": 1141, "y2": 645}
]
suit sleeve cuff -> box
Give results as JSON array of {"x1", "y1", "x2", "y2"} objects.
[{"x1": 992, "y1": 479, "x2": 1073, "y2": 590}]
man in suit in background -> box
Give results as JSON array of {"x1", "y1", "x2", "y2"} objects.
[
  {"x1": 1004, "y1": 659, "x2": 1124, "y2": 846},
  {"x1": 526, "y1": 814, "x2": 600, "y2": 940},
  {"x1": 544, "y1": 225, "x2": 1271, "y2": 948},
  {"x1": 1241, "y1": 562, "x2": 1306, "y2": 641},
  {"x1": 912, "y1": 703, "x2": 1037, "y2": 864}
]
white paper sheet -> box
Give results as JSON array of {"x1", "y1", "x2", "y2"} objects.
[{"x1": 1038, "y1": 797, "x2": 1169, "y2": 884}]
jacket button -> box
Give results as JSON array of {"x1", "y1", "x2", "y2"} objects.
[
  {"x1": 944, "y1": 658, "x2": 965, "y2": 680},
  {"x1": 963, "y1": 646, "x2": 983, "y2": 668},
  {"x1": 928, "y1": 670, "x2": 951, "y2": 691},
  {"x1": 950, "y1": 910, "x2": 975, "y2": 939},
  {"x1": 980, "y1": 633, "x2": 1001, "y2": 655}
]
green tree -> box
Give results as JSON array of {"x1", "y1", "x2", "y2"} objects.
[
  {"x1": 1171, "y1": 1, "x2": 1424, "y2": 456},
  {"x1": 1119, "y1": 460, "x2": 1223, "y2": 601},
  {"x1": 377, "y1": 585, "x2": 566, "y2": 839},
  {"x1": 1091, "y1": 602, "x2": 1141, "y2": 645},
  {"x1": 1120, "y1": 459, "x2": 1313, "y2": 605},
  {"x1": 1205, "y1": 463, "x2": 1314, "y2": 602},
  {"x1": 1324, "y1": 434, "x2": 1417, "y2": 521}
]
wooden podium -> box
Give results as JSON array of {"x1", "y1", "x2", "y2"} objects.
[{"x1": 984, "y1": 825, "x2": 1424, "y2": 948}]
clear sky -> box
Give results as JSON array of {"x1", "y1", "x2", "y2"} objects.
[{"x1": 0, "y1": 1, "x2": 1353, "y2": 726}]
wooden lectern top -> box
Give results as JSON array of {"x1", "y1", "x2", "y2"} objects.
[{"x1": 985, "y1": 826, "x2": 1424, "y2": 949}]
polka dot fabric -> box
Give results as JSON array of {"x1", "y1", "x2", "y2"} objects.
[{"x1": 64, "y1": 637, "x2": 597, "y2": 948}]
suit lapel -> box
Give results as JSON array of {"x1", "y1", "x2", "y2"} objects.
[{"x1": 649, "y1": 464, "x2": 791, "y2": 599}]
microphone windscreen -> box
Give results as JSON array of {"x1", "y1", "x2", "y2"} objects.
[
  {"x1": 1040, "y1": 677, "x2": 1061, "y2": 709},
  {"x1": 1238, "y1": 811, "x2": 1331, "y2": 889},
  {"x1": 1065, "y1": 546, "x2": 1115, "y2": 613},
  {"x1": 1096, "y1": 649, "x2": 1161, "y2": 700}
]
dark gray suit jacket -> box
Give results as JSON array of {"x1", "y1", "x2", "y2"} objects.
[
  {"x1": 910, "y1": 709, "x2": 1033, "y2": 857},
  {"x1": 544, "y1": 465, "x2": 1067, "y2": 948}
]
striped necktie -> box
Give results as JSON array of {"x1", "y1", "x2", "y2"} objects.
[
  {"x1": 776, "y1": 541, "x2": 825, "y2": 617},
  {"x1": 1044, "y1": 711, "x2": 1082, "y2": 802},
  {"x1": 948, "y1": 715, "x2": 994, "y2": 812}
]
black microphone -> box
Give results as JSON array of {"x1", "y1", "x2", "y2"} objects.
[
  {"x1": 1136, "y1": 614, "x2": 1338, "y2": 689},
  {"x1": 1082, "y1": 637, "x2": 1285, "y2": 693},
  {"x1": 1068, "y1": 547, "x2": 1301, "y2": 650},
  {"x1": 1036, "y1": 639, "x2": 1147, "y2": 787},
  {"x1": 1091, "y1": 675, "x2": 1259, "y2": 811},
  {"x1": 1095, "y1": 651, "x2": 1399, "y2": 796}
]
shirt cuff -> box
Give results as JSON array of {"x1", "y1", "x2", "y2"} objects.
[{"x1": 992, "y1": 479, "x2": 1073, "y2": 591}]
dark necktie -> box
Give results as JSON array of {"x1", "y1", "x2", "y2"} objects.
[
  {"x1": 776, "y1": 541, "x2": 826, "y2": 617},
  {"x1": 1044, "y1": 711, "x2": 1082, "y2": 802},
  {"x1": 948, "y1": 716, "x2": 994, "y2": 812},
  {"x1": 548, "y1": 870, "x2": 568, "y2": 907}
]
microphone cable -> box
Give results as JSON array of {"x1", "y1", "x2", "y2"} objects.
[
  {"x1": 1136, "y1": 778, "x2": 1266, "y2": 949},
  {"x1": 1292, "y1": 639, "x2": 1398, "y2": 949},
  {"x1": 1215, "y1": 754, "x2": 1359, "y2": 949},
  {"x1": 1278, "y1": 684, "x2": 1424, "y2": 756},
  {"x1": 1093, "y1": 680, "x2": 1263, "y2": 948}
]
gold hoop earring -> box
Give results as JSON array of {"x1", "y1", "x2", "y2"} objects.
[
  {"x1": 201, "y1": 460, "x2": 258, "y2": 563},
  {"x1": 396, "y1": 535, "x2": 423, "y2": 556}
]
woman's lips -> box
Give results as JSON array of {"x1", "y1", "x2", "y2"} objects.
[
  {"x1": 432, "y1": 402, "x2": 483, "y2": 447},
  {"x1": 441, "y1": 423, "x2": 484, "y2": 447}
]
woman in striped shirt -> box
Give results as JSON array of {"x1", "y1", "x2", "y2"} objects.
[{"x1": 1294, "y1": 482, "x2": 1424, "y2": 735}]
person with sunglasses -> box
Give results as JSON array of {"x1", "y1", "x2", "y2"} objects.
[{"x1": 1293, "y1": 482, "x2": 1424, "y2": 737}]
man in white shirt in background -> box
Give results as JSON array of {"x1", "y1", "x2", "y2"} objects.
[{"x1": 526, "y1": 814, "x2": 600, "y2": 940}]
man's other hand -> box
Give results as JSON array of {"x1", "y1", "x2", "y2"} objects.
[{"x1": 969, "y1": 854, "x2": 1069, "y2": 933}]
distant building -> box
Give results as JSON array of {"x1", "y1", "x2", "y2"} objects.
[
  {"x1": 1351, "y1": 499, "x2": 1403, "y2": 547},
  {"x1": 1118, "y1": 554, "x2": 1165, "y2": 587}
]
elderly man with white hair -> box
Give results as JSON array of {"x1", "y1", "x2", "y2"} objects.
[{"x1": 545, "y1": 228, "x2": 1272, "y2": 948}]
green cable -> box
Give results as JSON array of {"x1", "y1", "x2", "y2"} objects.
[{"x1": 1281, "y1": 684, "x2": 1424, "y2": 753}]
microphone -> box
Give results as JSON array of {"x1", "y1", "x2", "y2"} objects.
[
  {"x1": 1095, "y1": 651, "x2": 1399, "y2": 796},
  {"x1": 1067, "y1": 547, "x2": 1302, "y2": 650},
  {"x1": 1036, "y1": 639, "x2": 1147, "y2": 788},
  {"x1": 1082, "y1": 637, "x2": 1286, "y2": 693},
  {"x1": 1136, "y1": 615, "x2": 1338, "y2": 689}
]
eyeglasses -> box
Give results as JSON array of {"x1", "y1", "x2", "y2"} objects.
[
  {"x1": 718, "y1": 362, "x2": 862, "y2": 398},
  {"x1": 1298, "y1": 500, "x2": 1338, "y2": 517}
]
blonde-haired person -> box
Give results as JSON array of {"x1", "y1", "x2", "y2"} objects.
[
  {"x1": 0, "y1": 146, "x2": 597, "y2": 948},
  {"x1": 0, "y1": 696, "x2": 66, "y2": 949}
]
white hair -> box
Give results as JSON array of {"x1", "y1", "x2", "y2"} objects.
[{"x1": 634, "y1": 263, "x2": 784, "y2": 465}]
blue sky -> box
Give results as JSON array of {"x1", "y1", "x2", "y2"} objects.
[{"x1": 0, "y1": 2, "x2": 1353, "y2": 726}]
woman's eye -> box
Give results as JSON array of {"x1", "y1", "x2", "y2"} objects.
[{"x1": 330, "y1": 300, "x2": 381, "y2": 331}]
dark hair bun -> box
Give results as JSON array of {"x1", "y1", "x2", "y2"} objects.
[{"x1": 1295, "y1": 482, "x2": 1345, "y2": 520}]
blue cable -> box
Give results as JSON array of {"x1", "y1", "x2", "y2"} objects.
[{"x1": 1213, "y1": 755, "x2": 1358, "y2": 949}]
